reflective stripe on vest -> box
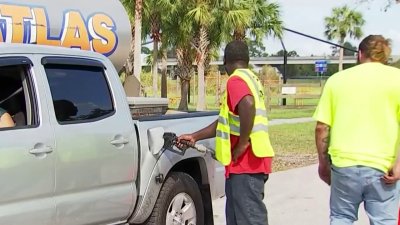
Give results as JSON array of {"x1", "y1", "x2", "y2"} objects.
[{"x1": 215, "y1": 69, "x2": 274, "y2": 165}]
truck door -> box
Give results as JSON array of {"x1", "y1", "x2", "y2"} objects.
[
  {"x1": 40, "y1": 57, "x2": 137, "y2": 225},
  {"x1": 0, "y1": 57, "x2": 56, "y2": 225}
]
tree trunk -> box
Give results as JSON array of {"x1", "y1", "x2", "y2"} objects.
[
  {"x1": 133, "y1": 0, "x2": 143, "y2": 81},
  {"x1": 192, "y1": 26, "x2": 209, "y2": 111},
  {"x1": 176, "y1": 47, "x2": 193, "y2": 111},
  {"x1": 338, "y1": 47, "x2": 344, "y2": 71},
  {"x1": 125, "y1": 24, "x2": 135, "y2": 77},
  {"x1": 179, "y1": 79, "x2": 189, "y2": 111},
  {"x1": 152, "y1": 39, "x2": 159, "y2": 96},
  {"x1": 196, "y1": 61, "x2": 206, "y2": 111},
  {"x1": 194, "y1": 26, "x2": 209, "y2": 111},
  {"x1": 161, "y1": 49, "x2": 168, "y2": 98},
  {"x1": 233, "y1": 29, "x2": 246, "y2": 41}
]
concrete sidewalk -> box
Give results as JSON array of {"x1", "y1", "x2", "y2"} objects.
[{"x1": 212, "y1": 164, "x2": 370, "y2": 225}]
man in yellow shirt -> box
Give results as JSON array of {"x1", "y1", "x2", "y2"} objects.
[{"x1": 314, "y1": 35, "x2": 400, "y2": 225}]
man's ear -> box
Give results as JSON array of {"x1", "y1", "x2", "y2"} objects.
[{"x1": 357, "y1": 50, "x2": 362, "y2": 62}]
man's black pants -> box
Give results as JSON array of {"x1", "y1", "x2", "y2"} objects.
[{"x1": 225, "y1": 173, "x2": 269, "y2": 225}]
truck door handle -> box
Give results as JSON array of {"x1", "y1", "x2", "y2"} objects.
[
  {"x1": 111, "y1": 139, "x2": 129, "y2": 145},
  {"x1": 29, "y1": 145, "x2": 53, "y2": 155},
  {"x1": 110, "y1": 137, "x2": 129, "y2": 147}
]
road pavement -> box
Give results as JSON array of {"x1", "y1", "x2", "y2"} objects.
[
  {"x1": 212, "y1": 164, "x2": 370, "y2": 225},
  {"x1": 212, "y1": 118, "x2": 370, "y2": 224}
]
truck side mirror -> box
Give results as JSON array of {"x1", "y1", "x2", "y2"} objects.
[{"x1": 147, "y1": 127, "x2": 165, "y2": 155}]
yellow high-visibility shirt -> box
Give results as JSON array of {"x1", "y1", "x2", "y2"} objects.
[{"x1": 313, "y1": 62, "x2": 400, "y2": 173}]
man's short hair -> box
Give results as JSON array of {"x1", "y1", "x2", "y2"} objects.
[{"x1": 224, "y1": 40, "x2": 250, "y2": 64}]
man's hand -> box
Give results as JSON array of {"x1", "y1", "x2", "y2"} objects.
[
  {"x1": 175, "y1": 120, "x2": 218, "y2": 150},
  {"x1": 318, "y1": 162, "x2": 331, "y2": 185},
  {"x1": 176, "y1": 134, "x2": 196, "y2": 150},
  {"x1": 382, "y1": 163, "x2": 400, "y2": 185},
  {"x1": 232, "y1": 142, "x2": 249, "y2": 163}
]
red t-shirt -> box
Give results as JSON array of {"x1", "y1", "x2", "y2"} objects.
[{"x1": 225, "y1": 76, "x2": 272, "y2": 177}]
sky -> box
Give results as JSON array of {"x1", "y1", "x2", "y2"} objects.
[{"x1": 264, "y1": 0, "x2": 400, "y2": 56}]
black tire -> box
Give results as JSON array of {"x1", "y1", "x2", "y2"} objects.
[{"x1": 143, "y1": 172, "x2": 204, "y2": 225}]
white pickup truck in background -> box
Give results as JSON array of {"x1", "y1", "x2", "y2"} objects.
[{"x1": 0, "y1": 1, "x2": 225, "y2": 225}]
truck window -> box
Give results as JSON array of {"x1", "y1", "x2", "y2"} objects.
[
  {"x1": 0, "y1": 61, "x2": 38, "y2": 129},
  {"x1": 44, "y1": 64, "x2": 114, "y2": 124}
]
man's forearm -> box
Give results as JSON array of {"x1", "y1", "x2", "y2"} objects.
[
  {"x1": 315, "y1": 122, "x2": 331, "y2": 164},
  {"x1": 237, "y1": 96, "x2": 255, "y2": 145},
  {"x1": 192, "y1": 120, "x2": 218, "y2": 141}
]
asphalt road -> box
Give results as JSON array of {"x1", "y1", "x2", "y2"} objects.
[{"x1": 212, "y1": 164, "x2": 370, "y2": 225}]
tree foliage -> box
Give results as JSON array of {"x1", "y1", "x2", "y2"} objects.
[
  {"x1": 391, "y1": 59, "x2": 400, "y2": 69},
  {"x1": 324, "y1": 5, "x2": 365, "y2": 71},
  {"x1": 324, "y1": 6, "x2": 365, "y2": 44},
  {"x1": 248, "y1": 40, "x2": 269, "y2": 57},
  {"x1": 272, "y1": 50, "x2": 299, "y2": 57},
  {"x1": 122, "y1": 0, "x2": 283, "y2": 110},
  {"x1": 331, "y1": 41, "x2": 357, "y2": 56}
]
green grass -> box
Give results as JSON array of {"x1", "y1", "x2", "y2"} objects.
[
  {"x1": 268, "y1": 108, "x2": 315, "y2": 119},
  {"x1": 267, "y1": 98, "x2": 320, "y2": 106},
  {"x1": 140, "y1": 73, "x2": 322, "y2": 116},
  {"x1": 269, "y1": 122, "x2": 317, "y2": 171},
  {"x1": 169, "y1": 97, "x2": 316, "y2": 120}
]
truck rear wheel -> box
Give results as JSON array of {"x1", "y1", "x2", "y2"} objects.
[{"x1": 144, "y1": 172, "x2": 204, "y2": 225}]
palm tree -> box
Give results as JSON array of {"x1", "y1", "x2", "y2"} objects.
[
  {"x1": 248, "y1": 0, "x2": 283, "y2": 42},
  {"x1": 188, "y1": 0, "x2": 251, "y2": 111},
  {"x1": 187, "y1": 0, "x2": 217, "y2": 111},
  {"x1": 163, "y1": 1, "x2": 196, "y2": 110},
  {"x1": 185, "y1": 0, "x2": 282, "y2": 110},
  {"x1": 160, "y1": 46, "x2": 168, "y2": 98},
  {"x1": 133, "y1": 0, "x2": 143, "y2": 81},
  {"x1": 122, "y1": 0, "x2": 176, "y2": 96},
  {"x1": 121, "y1": 0, "x2": 135, "y2": 78},
  {"x1": 142, "y1": 0, "x2": 176, "y2": 97},
  {"x1": 216, "y1": 0, "x2": 252, "y2": 42},
  {"x1": 324, "y1": 6, "x2": 365, "y2": 71},
  {"x1": 216, "y1": 0, "x2": 282, "y2": 42}
]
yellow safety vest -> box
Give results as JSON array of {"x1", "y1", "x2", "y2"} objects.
[{"x1": 215, "y1": 69, "x2": 274, "y2": 165}]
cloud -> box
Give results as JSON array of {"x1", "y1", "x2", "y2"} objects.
[
  {"x1": 265, "y1": 0, "x2": 400, "y2": 56},
  {"x1": 386, "y1": 30, "x2": 400, "y2": 54},
  {"x1": 388, "y1": 29, "x2": 400, "y2": 42}
]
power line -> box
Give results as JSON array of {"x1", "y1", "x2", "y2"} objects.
[{"x1": 283, "y1": 27, "x2": 358, "y2": 53}]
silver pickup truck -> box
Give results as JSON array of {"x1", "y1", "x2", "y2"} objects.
[{"x1": 0, "y1": 44, "x2": 224, "y2": 225}]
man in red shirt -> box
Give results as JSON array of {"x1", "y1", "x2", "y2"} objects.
[{"x1": 178, "y1": 40, "x2": 272, "y2": 225}]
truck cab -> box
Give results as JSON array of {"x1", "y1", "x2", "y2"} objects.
[
  {"x1": 0, "y1": 43, "x2": 224, "y2": 225},
  {"x1": 0, "y1": 1, "x2": 225, "y2": 224}
]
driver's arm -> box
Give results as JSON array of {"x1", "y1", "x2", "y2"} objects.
[{"x1": 0, "y1": 109, "x2": 15, "y2": 128}]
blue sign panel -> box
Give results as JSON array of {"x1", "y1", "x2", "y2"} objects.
[{"x1": 315, "y1": 60, "x2": 328, "y2": 73}]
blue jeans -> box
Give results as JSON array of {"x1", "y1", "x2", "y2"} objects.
[
  {"x1": 330, "y1": 165, "x2": 399, "y2": 225},
  {"x1": 225, "y1": 173, "x2": 269, "y2": 225}
]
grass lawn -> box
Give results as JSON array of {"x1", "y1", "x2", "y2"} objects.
[
  {"x1": 269, "y1": 122, "x2": 317, "y2": 172},
  {"x1": 169, "y1": 96, "x2": 316, "y2": 120},
  {"x1": 268, "y1": 108, "x2": 315, "y2": 120}
]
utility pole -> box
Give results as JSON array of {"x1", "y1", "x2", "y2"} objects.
[{"x1": 280, "y1": 39, "x2": 288, "y2": 106}]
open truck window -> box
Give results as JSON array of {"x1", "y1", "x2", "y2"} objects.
[{"x1": 0, "y1": 57, "x2": 38, "y2": 129}]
